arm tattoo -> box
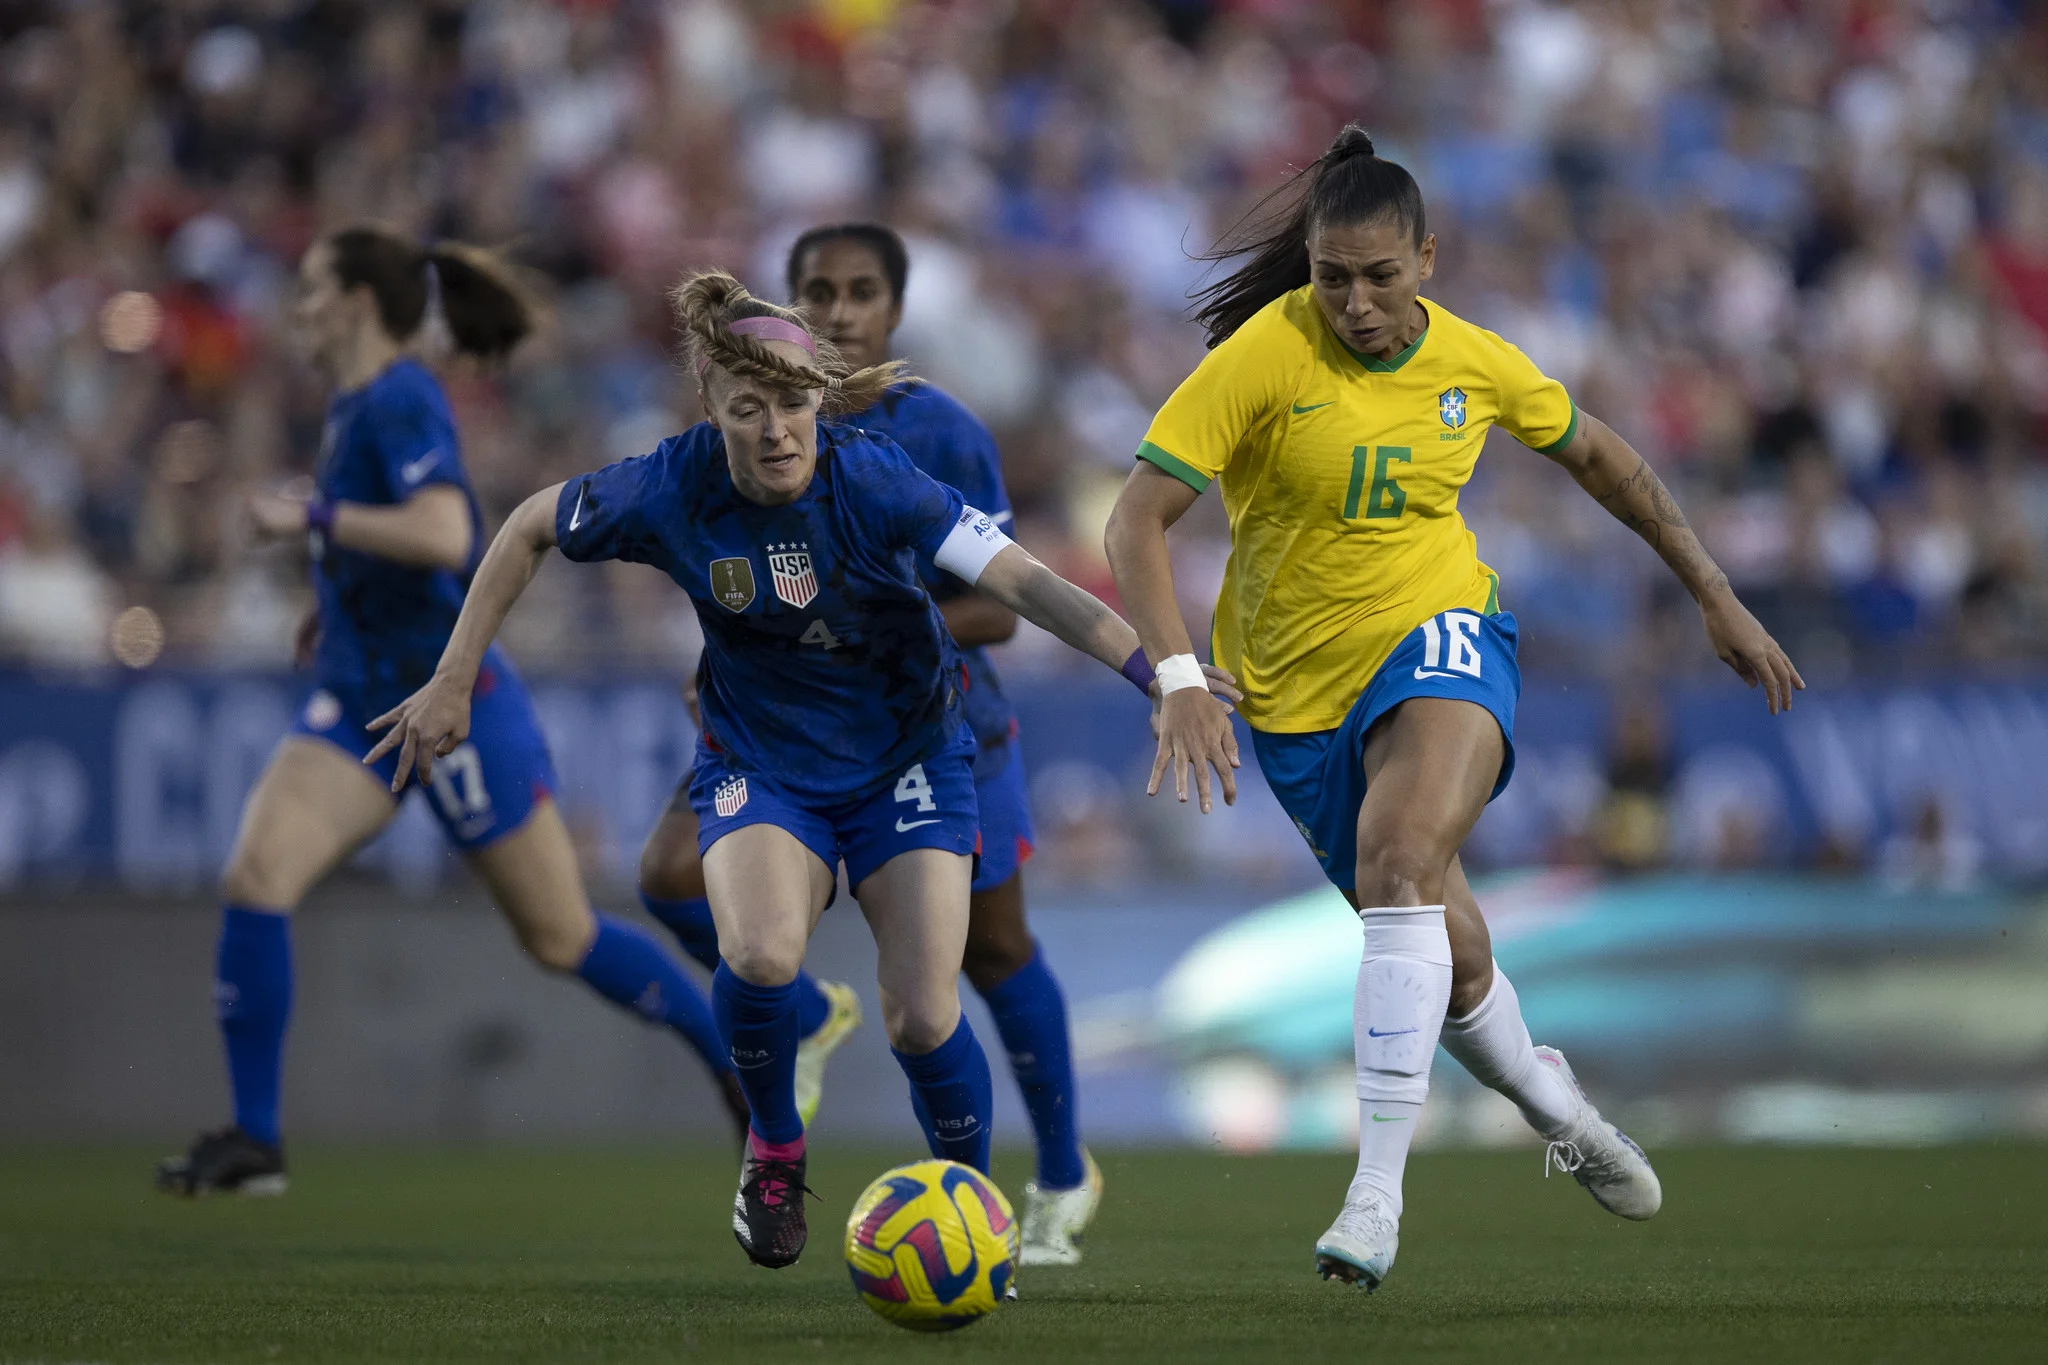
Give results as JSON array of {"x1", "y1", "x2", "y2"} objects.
[
  {"x1": 1585, "y1": 452, "x2": 1723, "y2": 596},
  {"x1": 1593, "y1": 456, "x2": 1690, "y2": 548}
]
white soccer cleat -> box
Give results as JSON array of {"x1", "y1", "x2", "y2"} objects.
[
  {"x1": 792, "y1": 980, "x2": 861, "y2": 1128},
  {"x1": 1314, "y1": 1176, "x2": 1399, "y2": 1290},
  {"x1": 1019, "y1": 1149, "x2": 1103, "y2": 1266},
  {"x1": 1533, "y1": 1045, "x2": 1662, "y2": 1221}
]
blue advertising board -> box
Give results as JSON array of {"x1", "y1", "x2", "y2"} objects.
[{"x1": 2, "y1": 668, "x2": 2046, "y2": 888}]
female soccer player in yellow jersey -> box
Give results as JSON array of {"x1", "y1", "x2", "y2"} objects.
[{"x1": 1105, "y1": 125, "x2": 1803, "y2": 1291}]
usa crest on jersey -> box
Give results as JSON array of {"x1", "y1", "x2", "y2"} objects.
[
  {"x1": 1439, "y1": 387, "x2": 1467, "y2": 429},
  {"x1": 768, "y1": 542, "x2": 818, "y2": 608},
  {"x1": 713, "y1": 775, "x2": 749, "y2": 817}
]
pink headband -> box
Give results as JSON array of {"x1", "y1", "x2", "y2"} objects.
[{"x1": 696, "y1": 315, "x2": 819, "y2": 378}]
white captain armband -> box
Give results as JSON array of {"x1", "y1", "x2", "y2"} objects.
[{"x1": 932, "y1": 505, "x2": 1014, "y2": 584}]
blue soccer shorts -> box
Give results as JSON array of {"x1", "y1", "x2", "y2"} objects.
[
  {"x1": 1251, "y1": 608, "x2": 1521, "y2": 894},
  {"x1": 291, "y1": 657, "x2": 558, "y2": 851},
  {"x1": 969, "y1": 734, "x2": 1035, "y2": 894},
  {"x1": 689, "y1": 741, "x2": 981, "y2": 892}
]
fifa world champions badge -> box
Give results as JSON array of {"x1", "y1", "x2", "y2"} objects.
[{"x1": 709, "y1": 557, "x2": 756, "y2": 611}]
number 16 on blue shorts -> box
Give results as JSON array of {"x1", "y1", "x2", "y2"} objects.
[{"x1": 1250, "y1": 608, "x2": 1521, "y2": 894}]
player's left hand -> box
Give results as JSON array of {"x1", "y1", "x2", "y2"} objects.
[
  {"x1": 1700, "y1": 585, "x2": 1804, "y2": 715},
  {"x1": 246, "y1": 488, "x2": 310, "y2": 540},
  {"x1": 364, "y1": 674, "x2": 473, "y2": 792}
]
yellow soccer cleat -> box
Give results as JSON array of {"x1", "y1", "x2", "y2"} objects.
[{"x1": 794, "y1": 980, "x2": 862, "y2": 1127}]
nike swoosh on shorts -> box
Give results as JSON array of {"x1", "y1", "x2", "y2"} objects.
[{"x1": 895, "y1": 818, "x2": 939, "y2": 832}]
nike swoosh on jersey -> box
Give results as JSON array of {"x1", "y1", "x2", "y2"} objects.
[
  {"x1": 1291, "y1": 401, "x2": 1335, "y2": 414},
  {"x1": 399, "y1": 451, "x2": 440, "y2": 485},
  {"x1": 568, "y1": 485, "x2": 586, "y2": 532},
  {"x1": 895, "y1": 818, "x2": 940, "y2": 832}
]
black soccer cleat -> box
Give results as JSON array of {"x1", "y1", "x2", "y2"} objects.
[
  {"x1": 155, "y1": 1125, "x2": 287, "y2": 1197},
  {"x1": 731, "y1": 1144, "x2": 810, "y2": 1269}
]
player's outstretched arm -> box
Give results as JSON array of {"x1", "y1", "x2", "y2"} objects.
[
  {"x1": 364, "y1": 483, "x2": 564, "y2": 789},
  {"x1": 958, "y1": 519, "x2": 1240, "y2": 813},
  {"x1": 1101, "y1": 462, "x2": 1243, "y2": 813},
  {"x1": 247, "y1": 484, "x2": 475, "y2": 572},
  {"x1": 1543, "y1": 415, "x2": 1805, "y2": 714}
]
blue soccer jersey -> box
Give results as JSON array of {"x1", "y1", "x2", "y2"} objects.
[
  {"x1": 311, "y1": 358, "x2": 489, "y2": 714},
  {"x1": 554, "y1": 422, "x2": 979, "y2": 802},
  {"x1": 299, "y1": 356, "x2": 552, "y2": 850},
  {"x1": 846, "y1": 383, "x2": 1017, "y2": 759}
]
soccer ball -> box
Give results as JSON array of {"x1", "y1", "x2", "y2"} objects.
[{"x1": 844, "y1": 1159, "x2": 1018, "y2": 1331}]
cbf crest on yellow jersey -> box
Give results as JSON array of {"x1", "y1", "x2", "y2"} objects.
[{"x1": 1137, "y1": 287, "x2": 1577, "y2": 732}]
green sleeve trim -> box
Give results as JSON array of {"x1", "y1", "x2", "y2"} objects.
[
  {"x1": 1135, "y1": 440, "x2": 1211, "y2": 493},
  {"x1": 1483, "y1": 571, "x2": 1500, "y2": 616},
  {"x1": 1534, "y1": 404, "x2": 1581, "y2": 455}
]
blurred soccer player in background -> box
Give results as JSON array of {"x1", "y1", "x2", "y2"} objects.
[
  {"x1": 156, "y1": 226, "x2": 743, "y2": 1198},
  {"x1": 635, "y1": 224, "x2": 1103, "y2": 1266},
  {"x1": 1107, "y1": 126, "x2": 1803, "y2": 1290}
]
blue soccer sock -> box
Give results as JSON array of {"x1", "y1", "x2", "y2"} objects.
[
  {"x1": 893, "y1": 1014, "x2": 994, "y2": 1174},
  {"x1": 215, "y1": 905, "x2": 292, "y2": 1147},
  {"x1": 642, "y1": 893, "x2": 833, "y2": 1038},
  {"x1": 979, "y1": 945, "x2": 1085, "y2": 1188},
  {"x1": 576, "y1": 915, "x2": 730, "y2": 1077},
  {"x1": 713, "y1": 964, "x2": 803, "y2": 1143}
]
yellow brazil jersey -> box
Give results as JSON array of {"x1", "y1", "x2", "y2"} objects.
[{"x1": 1137, "y1": 287, "x2": 1578, "y2": 733}]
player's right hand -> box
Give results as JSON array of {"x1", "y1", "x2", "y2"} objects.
[
  {"x1": 246, "y1": 488, "x2": 310, "y2": 541},
  {"x1": 364, "y1": 674, "x2": 473, "y2": 793},
  {"x1": 1148, "y1": 685, "x2": 1240, "y2": 814}
]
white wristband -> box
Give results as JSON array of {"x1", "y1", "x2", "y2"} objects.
[{"x1": 1155, "y1": 653, "x2": 1206, "y2": 695}]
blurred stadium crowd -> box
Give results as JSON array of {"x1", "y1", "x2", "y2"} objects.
[{"x1": 2, "y1": 0, "x2": 2047, "y2": 691}]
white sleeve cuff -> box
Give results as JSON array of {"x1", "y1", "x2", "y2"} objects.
[{"x1": 932, "y1": 505, "x2": 1013, "y2": 584}]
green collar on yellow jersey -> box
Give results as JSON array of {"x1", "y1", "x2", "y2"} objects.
[
  {"x1": 1325, "y1": 297, "x2": 1431, "y2": 373},
  {"x1": 1338, "y1": 322, "x2": 1428, "y2": 373}
]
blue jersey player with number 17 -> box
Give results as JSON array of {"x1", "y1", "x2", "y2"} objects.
[
  {"x1": 155, "y1": 226, "x2": 744, "y2": 1198},
  {"x1": 636, "y1": 224, "x2": 1102, "y2": 1266},
  {"x1": 368, "y1": 270, "x2": 1235, "y2": 1270}
]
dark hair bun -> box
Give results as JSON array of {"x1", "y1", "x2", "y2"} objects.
[{"x1": 1326, "y1": 124, "x2": 1376, "y2": 163}]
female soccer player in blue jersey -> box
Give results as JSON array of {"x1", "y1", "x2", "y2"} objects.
[
  {"x1": 634, "y1": 224, "x2": 1102, "y2": 1266},
  {"x1": 156, "y1": 226, "x2": 741, "y2": 1197},
  {"x1": 368, "y1": 269, "x2": 1216, "y2": 1270},
  {"x1": 1107, "y1": 126, "x2": 1803, "y2": 1290}
]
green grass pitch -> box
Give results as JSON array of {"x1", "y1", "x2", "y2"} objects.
[{"x1": 2, "y1": 1144, "x2": 2043, "y2": 1363}]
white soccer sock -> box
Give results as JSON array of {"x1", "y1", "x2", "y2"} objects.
[
  {"x1": 1351, "y1": 904, "x2": 1453, "y2": 1218},
  {"x1": 1438, "y1": 962, "x2": 1576, "y2": 1137}
]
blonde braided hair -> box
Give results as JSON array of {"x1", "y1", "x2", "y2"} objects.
[{"x1": 670, "y1": 270, "x2": 908, "y2": 414}]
